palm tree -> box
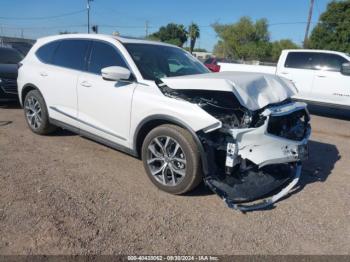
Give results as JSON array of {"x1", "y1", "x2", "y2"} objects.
[
  {"x1": 188, "y1": 23, "x2": 200, "y2": 53},
  {"x1": 177, "y1": 24, "x2": 188, "y2": 47}
]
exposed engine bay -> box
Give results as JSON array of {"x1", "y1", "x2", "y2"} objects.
[{"x1": 157, "y1": 75, "x2": 311, "y2": 211}]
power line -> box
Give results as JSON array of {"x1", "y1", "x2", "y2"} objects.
[
  {"x1": 0, "y1": 24, "x2": 86, "y2": 30},
  {"x1": 0, "y1": 9, "x2": 85, "y2": 20}
]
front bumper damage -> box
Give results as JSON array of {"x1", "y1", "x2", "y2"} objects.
[
  {"x1": 226, "y1": 163, "x2": 302, "y2": 211},
  {"x1": 200, "y1": 102, "x2": 311, "y2": 212}
]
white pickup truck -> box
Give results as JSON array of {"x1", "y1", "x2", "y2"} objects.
[{"x1": 219, "y1": 49, "x2": 350, "y2": 109}]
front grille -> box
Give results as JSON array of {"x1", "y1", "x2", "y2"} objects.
[
  {"x1": 0, "y1": 78, "x2": 18, "y2": 94},
  {"x1": 267, "y1": 109, "x2": 310, "y2": 141}
]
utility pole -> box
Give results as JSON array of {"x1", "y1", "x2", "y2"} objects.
[
  {"x1": 304, "y1": 0, "x2": 314, "y2": 48},
  {"x1": 87, "y1": 0, "x2": 93, "y2": 33},
  {"x1": 145, "y1": 21, "x2": 149, "y2": 38}
]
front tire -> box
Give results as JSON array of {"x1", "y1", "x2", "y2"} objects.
[
  {"x1": 23, "y1": 90, "x2": 57, "y2": 135},
  {"x1": 141, "y1": 124, "x2": 202, "y2": 195}
]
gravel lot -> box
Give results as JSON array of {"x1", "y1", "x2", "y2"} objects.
[{"x1": 0, "y1": 104, "x2": 349, "y2": 255}]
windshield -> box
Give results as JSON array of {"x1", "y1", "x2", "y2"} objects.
[
  {"x1": 0, "y1": 48, "x2": 23, "y2": 64},
  {"x1": 124, "y1": 43, "x2": 210, "y2": 81}
]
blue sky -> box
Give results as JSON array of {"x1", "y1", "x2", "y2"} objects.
[{"x1": 0, "y1": 0, "x2": 331, "y2": 51}]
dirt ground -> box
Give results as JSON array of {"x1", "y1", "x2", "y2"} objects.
[{"x1": 0, "y1": 104, "x2": 349, "y2": 255}]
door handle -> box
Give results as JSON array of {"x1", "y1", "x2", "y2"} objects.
[
  {"x1": 281, "y1": 72, "x2": 289, "y2": 75},
  {"x1": 316, "y1": 75, "x2": 326, "y2": 78},
  {"x1": 40, "y1": 72, "x2": 48, "y2": 77},
  {"x1": 80, "y1": 81, "x2": 91, "y2": 87}
]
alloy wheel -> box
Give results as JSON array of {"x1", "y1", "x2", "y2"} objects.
[
  {"x1": 147, "y1": 136, "x2": 187, "y2": 186},
  {"x1": 25, "y1": 96, "x2": 42, "y2": 129}
]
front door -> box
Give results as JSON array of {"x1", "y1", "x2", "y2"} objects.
[{"x1": 77, "y1": 40, "x2": 137, "y2": 147}]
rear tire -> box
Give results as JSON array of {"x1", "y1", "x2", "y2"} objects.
[
  {"x1": 23, "y1": 89, "x2": 57, "y2": 135},
  {"x1": 141, "y1": 124, "x2": 202, "y2": 195}
]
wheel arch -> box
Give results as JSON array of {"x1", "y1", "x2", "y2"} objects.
[
  {"x1": 20, "y1": 84, "x2": 42, "y2": 106},
  {"x1": 133, "y1": 114, "x2": 209, "y2": 175}
]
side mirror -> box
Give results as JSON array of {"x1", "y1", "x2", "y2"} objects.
[
  {"x1": 341, "y1": 62, "x2": 350, "y2": 76},
  {"x1": 101, "y1": 66, "x2": 131, "y2": 81}
]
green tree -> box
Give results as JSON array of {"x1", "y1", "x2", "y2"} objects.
[
  {"x1": 212, "y1": 17, "x2": 270, "y2": 60},
  {"x1": 309, "y1": 0, "x2": 350, "y2": 52},
  {"x1": 183, "y1": 47, "x2": 207, "y2": 52},
  {"x1": 212, "y1": 40, "x2": 226, "y2": 58},
  {"x1": 149, "y1": 23, "x2": 188, "y2": 47},
  {"x1": 188, "y1": 23, "x2": 200, "y2": 53},
  {"x1": 270, "y1": 39, "x2": 299, "y2": 62}
]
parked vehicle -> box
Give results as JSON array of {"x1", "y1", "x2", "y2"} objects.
[
  {"x1": 0, "y1": 47, "x2": 23, "y2": 102},
  {"x1": 204, "y1": 57, "x2": 236, "y2": 72},
  {"x1": 18, "y1": 34, "x2": 310, "y2": 211},
  {"x1": 7, "y1": 41, "x2": 34, "y2": 56},
  {"x1": 219, "y1": 49, "x2": 350, "y2": 109}
]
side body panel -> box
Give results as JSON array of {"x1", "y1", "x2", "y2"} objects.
[
  {"x1": 311, "y1": 66, "x2": 350, "y2": 107},
  {"x1": 129, "y1": 81, "x2": 221, "y2": 149}
]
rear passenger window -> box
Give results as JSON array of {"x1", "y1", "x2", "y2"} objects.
[
  {"x1": 285, "y1": 52, "x2": 315, "y2": 69},
  {"x1": 36, "y1": 41, "x2": 60, "y2": 63},
  {"x1": 88, "y1": 41, "x2": 127, "y2": 75},
  {"x1": 52, "y1": 39, "x2": 90, "y2": 70}
]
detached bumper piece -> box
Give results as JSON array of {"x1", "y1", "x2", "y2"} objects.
[{"x1": 205, "y1": 163, "x2": 301, "y2": 212}]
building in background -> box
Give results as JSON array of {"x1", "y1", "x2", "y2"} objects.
[{"x1": 192, "y1": 51, "x2": 213, "y2": 62}]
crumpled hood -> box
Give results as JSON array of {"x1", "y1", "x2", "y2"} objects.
[{"x1": 161, "y1": 71, "x2": 297, "y2": 111}]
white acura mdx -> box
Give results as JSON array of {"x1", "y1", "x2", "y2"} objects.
[{"x1": 18, "y1": 34, "x2": 311, "y2": 211}]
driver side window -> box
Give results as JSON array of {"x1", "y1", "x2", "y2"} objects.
[{"x1": 88, "y1": 41, "x2": 127, "y2": 75}]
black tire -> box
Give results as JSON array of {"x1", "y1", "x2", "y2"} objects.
[
  {"x1": 141, "y1": 124, "x2": 202, "y2": 195},
  {"x1": 23, "y1": 89, "x2": 57, "y2": 135}
]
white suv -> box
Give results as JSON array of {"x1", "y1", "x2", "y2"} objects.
[{"x1": 18, "y1": 34, "x2": 311, "y2": 211}]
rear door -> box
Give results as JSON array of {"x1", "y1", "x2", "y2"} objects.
[
  {"x1": 39, "y1": 39, "x2": 90, "y2": 127},
  {"x1": 77, "y1": 40, "x2": 137, "y2": 147},
  {"x1": 276, "y1": 52, "x2": 316, "y2": 100},
  {"x1": 310, "y1": 53, "x2": 350, "y2": 107}
]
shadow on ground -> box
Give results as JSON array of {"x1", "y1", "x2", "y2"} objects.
[
  {"x1": 261, "y1": 139, "x2": 341, "y2": 212},
  {"x1": 185, "y1": 182, "x2": 214, "y2": 197},
  {"x1": 0, "y1": 102, "x2": 20, "y2": 126},
  {"x1": 308, "y1": 104, "x2": 350, "y2": 121},
  {"x1": 299, "y1": 139, "x2": 340, "y2": 188},
  {"x1": 50, "y1": 128, "x2": 76, "y2": 137},
  {"x1": 0, "y1": 101, "x2": 22, "y2": 109}
]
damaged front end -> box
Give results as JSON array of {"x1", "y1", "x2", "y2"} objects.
[
  {"x1": 199, "y1": 99, "x2": 310, "y2": 211},
  {"x1": 158, "y1": 74, "x2": 311, "y2": 211}
]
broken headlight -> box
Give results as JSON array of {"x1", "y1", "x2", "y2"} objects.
[{"x1": 267, "y1": 109, "x2": 310, "y2": 141}]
